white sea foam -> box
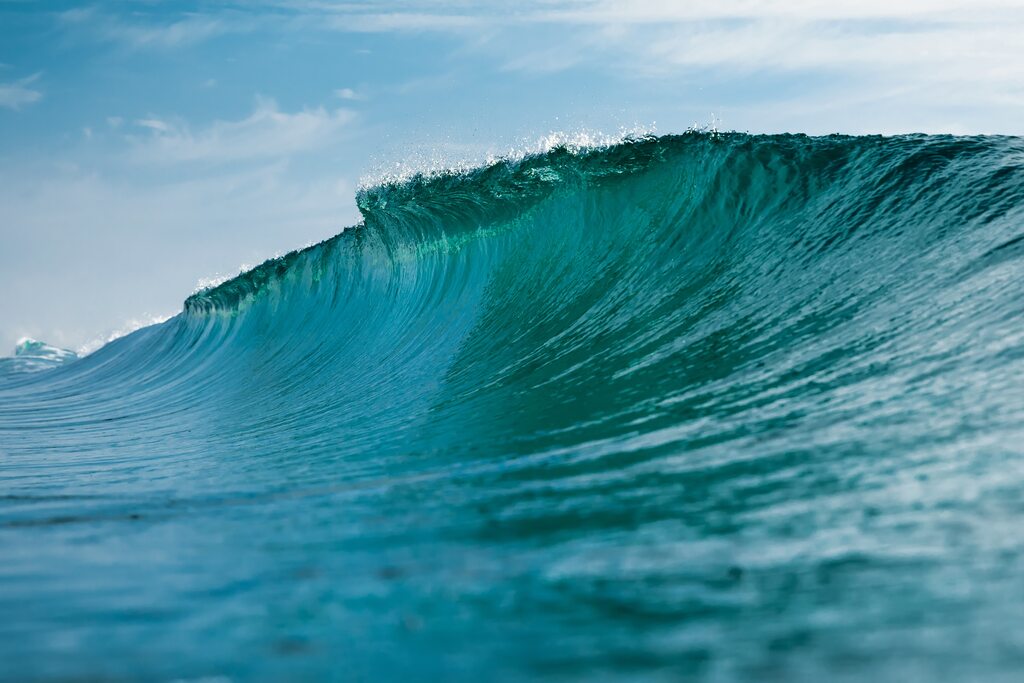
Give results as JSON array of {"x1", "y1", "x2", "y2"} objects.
[
  {"x1": 76, "y1": 258, "x2": 272, "y2": 357},
  {"x1": 77, "y1": 313, "x2": 176, "y2": 356},
  {"x1": 192, "y1": 263, "x2": 255, "y2": 295},
  {"x1": 357, "y1": 124, "x2": 658, "y2": 191}
]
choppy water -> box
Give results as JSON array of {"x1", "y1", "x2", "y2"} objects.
[{"x1": 3, "y1": 132, "x2": 1024, "y2": 682}]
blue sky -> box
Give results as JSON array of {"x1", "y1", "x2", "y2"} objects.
[{"x1": 2, "y1": 0, "x2": 1023, "y2": 352}]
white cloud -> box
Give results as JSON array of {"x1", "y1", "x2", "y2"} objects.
[
  {"x1": 59, "y1": 7, "x2": 248, "y2": 49},
  {"x1": 136, "y1": 118, "x2": 171, "y2": 132},
  {"x1": 335, "y1": 87, "x2": 363, "y2": 100},
  {"x1": 272, "y1": 5, "x2": 482, "y2": 33},
  {"x1": 316, "y1": 0, "x2": 1021, "y2": 132},
  {"x1": 528, "y1": 0, "x2": 1024, "y2": 23},
  {"x1": 257, "y1": 2, "x2": 1024, "y2": 96},
  {"x1": 334, "y1": 12, "x2": 481, "y2": 32},
  {"x1": 258, "y1": 0, "x2": 1022, "y2": 25},
  {"x1": 120, "y1": 16, "x2": 231, "y2": 48},
  {"x1": 52, "y1": 0, "x2": 1024, "y2": 96},
  {"x1": 0, "y1": 73, "x2": 42, "y2": 110},
  {"x1": 440, "y1": 1, "x2": 1020, "y2": 80},
  {"x1": 127, "y1": 98, "x2": 356, "y2": 164}
]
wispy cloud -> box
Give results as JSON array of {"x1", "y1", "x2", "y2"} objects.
[
  {"x1": 328, "y1": 11, "x2": 481, "y2": 33},
  {"x1": 542, "y1": 1, "x2": 1024, "y2": 76},
  {"x1": 59, "y1": 7, "x2": 248, "y2": 49},
  {"x1": 525, "y1": 0, "x2": 1024, "y2": 23},
  {"x1": 54, "y1": 0, "x2": 1024, "y2": 91},
  {"x1": 250, "y1": 2, "x2": 483, "y2": 32},
  {"x1": 334, "y1": 87, "x2": 364, "y2": 101},
  {"x1": 136, "y1": 118, "x2": 171, "y2": 132},
  {"x1": 533, "y1": 1, "x2": 1024, "y2": 126},
  {"x1": 127, "y1": 98, "x2": 356, "y2": 164},
  {"x1": 247, "y1": 0, "x2": 1023, "y2": 25},
  {"x1": 285, "y1": 0, "x2": 1019, "y2": 131},
  {"x1": 245, "y1": 1, "x2": 1024, "y2": 89},
  {"x1": 0, "y1": 73, "x2": 42, "y2": 110}
]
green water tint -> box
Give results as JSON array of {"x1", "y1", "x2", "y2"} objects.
[{"x1": 2, "y1": 133, "x2": 1024, "y2": 681}]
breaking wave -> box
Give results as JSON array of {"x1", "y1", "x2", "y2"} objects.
[{"x1": 3, "y1": 132, "x2": 1024, "y2": 682}]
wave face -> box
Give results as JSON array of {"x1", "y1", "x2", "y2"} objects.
[{"x1": 3, "y1": 133, "x2": 1024, "y2": 682}]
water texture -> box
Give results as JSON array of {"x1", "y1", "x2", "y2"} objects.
[{"x1": 2, "y1": 132, "x2": 1024, "y2": 682}]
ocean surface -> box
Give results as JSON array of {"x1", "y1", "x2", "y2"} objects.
[{"x1": 2, "y1": 132, "x2": 1024, "y2": 682}]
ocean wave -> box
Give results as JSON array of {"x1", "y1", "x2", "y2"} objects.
[{"x1": 3, "y1": 132, "x2": 1024, "y2": 681}]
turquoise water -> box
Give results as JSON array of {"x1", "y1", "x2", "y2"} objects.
[{"x1": 2, "y1": 133, "x2": 1024, "y2": 681}]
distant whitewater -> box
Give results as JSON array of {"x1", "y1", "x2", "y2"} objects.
[{"x1": 2, "y1": 133, "x2": 1024, "y2": 682}]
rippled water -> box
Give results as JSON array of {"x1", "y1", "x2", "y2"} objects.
[{"x1": 2, "y1": 133, "x2": 1024, "y2": 681}]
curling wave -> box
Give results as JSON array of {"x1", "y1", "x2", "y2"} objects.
[{"x1": 2, "y1": 132, "x2": 1024, "y2": 682}]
